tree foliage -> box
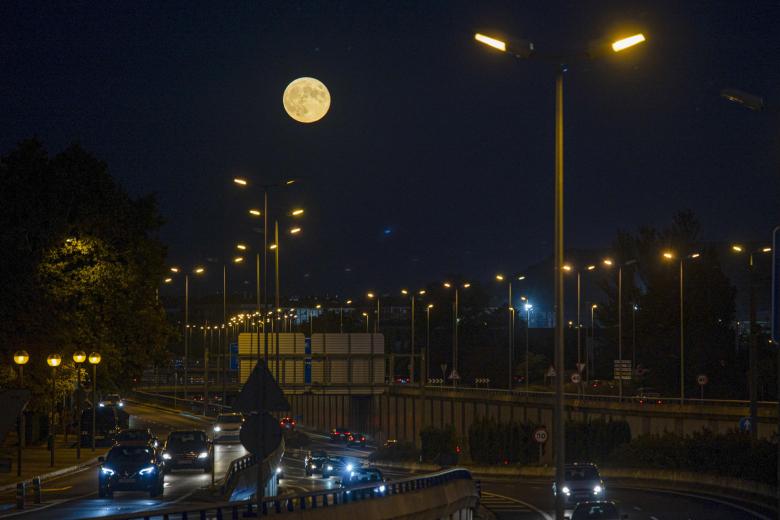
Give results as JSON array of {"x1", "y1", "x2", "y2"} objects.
[{"x1": 0, "y1": 140, "x2": 172, "y2": 410}]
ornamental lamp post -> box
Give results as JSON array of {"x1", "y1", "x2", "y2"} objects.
[
  {"x1": 72, "y1": 351, "x2": 87, "y2": 460},
  {"x1": 88, "y1": 352, "x2": 102, "y2": 452},
  {"x1": 46, "y1": 353, "x2": 62, "y2": 467},
  {"x1": 13, "y1": 350, "x2": 29, "y2": 476}
]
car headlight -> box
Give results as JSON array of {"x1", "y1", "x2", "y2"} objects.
[
  {"x1": 139, "y1": 466, "x2": 156, "y2": 475},
  {"x1": 326, "y1": 465, "x2": 333, "y2": 471},
  {"x1": 101, "y1": 467, "x2": 115, "y2": 476},
  {"x1": 198, "y1": 451, "x2": 209, "y2": 459},
  {"x1": 213, "y1": 426, "x2": 221, "y2": 432},
  {"x1": 378, "y1": 484, "x2": 386, "y2": 493},
  {"x1": 311, "y1": 464, "x2": 317, "y2": 469},
  {"x1": 561, "y1": 486, "x2": 570, "y2": 495},
  {"x1": 276, "y1": 466, "x2": 282, "y2": 474},
  {"x1": 162, "y1": 453, "x2": 172, "y2": 460},
  {"x1": 118, "y1": 402, "x2": 124, "y2": 407},
  {"x1": 594, "y1": 485, "x2": 603, "y2": 494},
  {"x1": 346, "y1": 464, "x2": 353, "y2": 471},
  {"x1": 99, "y1": 403, "x2": 105, "y2": 407}
]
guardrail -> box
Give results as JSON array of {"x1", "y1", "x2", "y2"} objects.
[
  {"x1": 221, "y1": 452, "x2": 256, "y2": 495},
  {"x1": 96, "y1": 467, "x2": 475, "y2": 519}
]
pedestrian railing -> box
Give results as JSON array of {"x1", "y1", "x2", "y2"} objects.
[{"x1": 95, "y1": 467, "x2": 475, "y2": 519}]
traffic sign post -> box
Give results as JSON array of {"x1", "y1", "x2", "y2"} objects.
[
  {"x1": 533, "y1": 427, "x2": 548, "y2": 461},
  {"x1": 697, "y1": 374, "x2": 708, "y2": 400},
  {"x1": 613, "y1": 359, "x2": 632, "y2": 380}
]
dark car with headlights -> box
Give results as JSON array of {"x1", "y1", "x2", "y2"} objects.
[
  {"x1": 339, "y1": 467, "x2": 386, "y2": 495},
  {"x1": 304, "y1": 449, "x2": 329, "y2": 476},
  {"x1": 98, "y1": 445, "x2": 164, "y2": 498},
  {"x1": 552, "y1": 463, "x2": 606, "y2": 505},
  {"x1": 114, "y1": 428, "x2": 159, "y2": 448},
  {"x1": 346, "y1": 432, "x2": 367, "y2": 447},
  {"x1": 162, "y1": 430, "x2": 212, "y2": 473},
  {"x1": 321, "y1": 456, "x2": 357, "y2": 478}
]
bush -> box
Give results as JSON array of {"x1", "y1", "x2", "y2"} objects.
[
  {"x1": 368, "y1": 441, "x2": 419, "y2": 462},
  {"x1": 468, "y1": 418, "x2": 537, "y2": 465},
  {"x1": 420, "y1": 425, "x2": 458, "y2": 464},
  {"x1": 566, "y1": 418, "x2": 631, "y2": 463},
  {"x1": 608, "y1": 429, "x2": 777, "y2": 485}
]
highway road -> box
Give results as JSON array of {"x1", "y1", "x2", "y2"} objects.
[{"x1": 0, "y1": 401, "x2": 247, "y2": 520}]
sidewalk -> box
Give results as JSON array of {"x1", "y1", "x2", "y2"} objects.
[{"x1": 0, "y1": 434, "x2": 103, "y2": 490}]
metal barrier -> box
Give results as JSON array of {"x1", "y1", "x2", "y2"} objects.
[
  {"x1": 94, "y1": 467, "x2": 474, "y2": 519},
  {"x1": 221, "y1": 452, "x2": 257, "y2": 495}
]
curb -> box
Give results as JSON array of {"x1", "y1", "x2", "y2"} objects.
[{"x1": 0, "y1": 455, "x2": 102, "y2": 493}]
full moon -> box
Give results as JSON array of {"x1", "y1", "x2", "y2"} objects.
[{"x1": 282, "y1": 77, "x2": 331, "y2": 123}]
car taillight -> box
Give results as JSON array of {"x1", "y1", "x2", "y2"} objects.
[{"x1": 360, "y1": 436, "x2": 365, "y2": 441}]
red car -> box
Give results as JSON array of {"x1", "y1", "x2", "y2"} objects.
[
  {"x1": 330, "y1": 427, "x2": 351, "y2": 442},
  {"x1": 279, "y1": 417, "x2": 296, "y2": 430},
  {"x1": 346, "y1": 432, "x2": 366, "y2": 447}
]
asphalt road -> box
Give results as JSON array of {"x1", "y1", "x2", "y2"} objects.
[{"x1": 0, "y1": 401, "x2": 247, "y2": 520}]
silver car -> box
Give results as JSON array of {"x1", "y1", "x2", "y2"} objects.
[
  {"x1": 552, "y1": 463, "x2": 606, "y2": 505},
  {"x1": 212, "y1": 413, "x2": 243, "y2": 443}
]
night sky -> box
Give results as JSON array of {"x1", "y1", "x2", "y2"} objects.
[{"x1": 3, "y1": 1, "x2": 779, "y2": 298}]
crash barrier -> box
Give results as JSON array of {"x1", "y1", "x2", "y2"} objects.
[
  {"x1": 222, "y1": 438, "x2": 285, "y2": 501},
  {"x1": 95, "y1": 467, "x2": 478, "y2": 519}
]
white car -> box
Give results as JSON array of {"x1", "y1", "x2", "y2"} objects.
[
  {"x1": 100, "y1": 393, "x2": 124, "y2": 408},
  {"x1": 212, "y1": 413, "x2": 243, "y2": 443}
]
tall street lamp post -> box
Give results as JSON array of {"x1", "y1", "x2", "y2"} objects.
[
  {"x1": 475, "y1": 29, "x2": 646, "y2": 520},
  {"x1": 426, "y1": 304, "x2": 434, "y2": 385},
  {"x1": 366, "y1": 292, "x2": 380, "y2": 333},
  {"x1": 590, "y1": 304, "x2": 598, "y2": 378},
  {"x1": 401, "y1": 289, "x2": 426, "y2": 384},
  {"x1": 167, "y1": 266, "x2": 206, "y2": 401},
  {"x1": 602, "y1": 258, "x2": 637, "y2": 400},
  {"x1": 46, "y1": 353, "x2": 62, "y2": 467},
  {"x1": 72, "y1": 351, "x2": 86, "y2": 460},
  {"x1": 523, "y1": 301, "x2": 533, "y2": 392},
  {"x1": 88, "y1": 352, "x2": 101, "y2": 452},
  {"x1": 731, "y1": 243, "x2": 772, "y2": 441},
  {"x1": 443, "y1": 281, "x2": 470, "y2": 385},
  {"x1": 662, "y1": 251, "x2": 700, "y2": 402},
  {"x1": 496, "y1": 275, "x2": 525, "y2": 389},
  {"x1": 13, "y1": 350, "x2": 29, "y2": 476},
  {"x1": 341, "y1": 300, "x2": 352, "y2": 333}
]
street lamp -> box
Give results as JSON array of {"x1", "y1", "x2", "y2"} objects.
[
  {"x1": 601, "y1": 257, "x2": 637, "y2": 400},
  {"x1": 366, "y1": 292, "x2": 380, "y2": 333},
  {"x1": 401, "y1": 289, "x2": 426, "y2": 385},
  {"x1": 496, "y1": 274, "x2": 526, "y2": 390},
  {"x1": 88, "y1": 352, "x2": 101, "y2": 452},
  {"x1": 731, "y1": 243, "x2": 772, "y2": 441},
  {"x1": 72, "y1": 351, "x2": 86, "y2": 460},
  {"x1": 425, "y1": 304, "x2": 434, "y2": 385},
  {"x1": 341, "y1": 300, "x2": 352, "y2": 333},
  {"x1": 46, "y1": 353, "x2": 61, "y2": 467},
  {"x1": 443, "y1": 281, "x2": 470, "y2": 385},
  {"x1": 13, "y1": 350, "x2": 29, "y2": 476},
  {"x1": 362, "y1": 312, "x2": 369, "y2": 333},
  {"x1": 590, "y1": 304, "x2": 598, "y2": 378},
  {"x1": 523, "y1": 302, "x2": 533, "y2": 392},
  {"x1": 168, "y1": 265, "x2": 206, "y2": 400},
  {"x1": 661, "y1": 250, "x2": 700, "y2": 402},
  {"x1": 475, "y1": 28, "x2": 646, "y2": 520}
]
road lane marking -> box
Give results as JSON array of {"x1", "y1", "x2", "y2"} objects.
[
  {"x1": 41, "y1": 487, "x2": 72, "y2": 492},
  {"x1": 481, "y1": 491, "x2": 552, "y2": 520},
  {"x1": 650, "y1": 516, "x2": 659, "y2": 520}
]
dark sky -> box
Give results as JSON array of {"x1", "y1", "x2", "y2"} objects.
[{"x1": 3, "y1": 0, "x2": 779, "y2": 299}]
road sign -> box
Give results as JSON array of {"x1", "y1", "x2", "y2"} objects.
[
  {"x1": 613, "y1": 359, "x2": 632, "y2": 380},
  {"x1": 233, "y1": 359, "x2": 289, "y2": 414},
  {"x1": 697, "y1": 374, "x2": 708, "y2": 386},
  {"x1": 440, "y1": 363, "x2": 448, "y2": 377},
  {"x1": 533, "y1": 428, "x2": 548, "y2": 444},
  {"x1": 576, "y1": 363, "x2": 586, "y2": 373},
  {"x1": 545, "y1": 365, "x2": 556, "y2": 378},
  {"x1": 239, "y1": 412, "x2": 283, "y2": 458},
  {"x1": 739, "y1": 416, "x2": 752, "y2": 432},
  {"x1": 571, "y1": 373, "x2": 581, "y2": 384},
  {"x1": 448, "y1": 369, "x2": 461, "y2": 381}
]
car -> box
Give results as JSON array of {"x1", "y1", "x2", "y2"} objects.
[
  {"x1": 552, "y1": 463, "x2": 606, "y2": 505},
  {"x1": 98, "y1": 444, "x2": 164, "y2": 498},
  {"x1": 339, "y1": 467, "x2": 386, "y2": 495},
  {"x1": 162, "y1": 430, "x2": 212, "y2": 473},
  {"x1": 213, "y1": 413, "x2": 243, "y2": 443},
  {"x1": 635, "y1": 387, "x2": 664, "y2": 405},
  {"x1": 329, "y1": 426, "x2": 351, "y2": 442},
  {"x1": 321, "y1": 456, "x2": 356, "y2": 478},
  {"x1": 80, "y1": 407, "x2": 122, "y2": 447},
  {"x1": 568, "y1": 500, "x2": 627, "y2": 520},
  {"x1": 279, "y1": 416, "x2": 296, "y2": 430},
  {"x1": 382, "y1": 439, "x2": 398, "y2": 449},
  {"x1": 114, "y1": 428, "x2": 159, "y2": 448},
  {"x1": 100, "y1": 393, "x2": 124, "y2": 408},
  {"x1": 346, "y1": 432, "x2": 367, "y2": 447},
  {"x1": 304, "y1": 450, "x2": 329, "y2": 476}
]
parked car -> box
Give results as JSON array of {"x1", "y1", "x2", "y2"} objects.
[
  {"x1": 98, "y1": 444, "x2": 164, "y2": 498},
  {"x1": 213, "y1": 413, "x2": 243, "y2": 443},
  {"x1": 279, "y1": 416, "x2": 296, "y2": 430},
  {"x1": 329, "y1": 426, "x2": 351, "y2": 442},
  {"x1": 162, "y1": 430, "x2": 212, "y2": 473},
  {"x1": 346, "y1": 432, "x2": 367, "y2": 447},
  {"x1": 304, "y1": 450, "x2": 329, "y2": 476},
  {"x1": 114, "y1": 428, "x2": 159, "y2": 448},
  {"x1": 552, "y1": 463, "x2": 606, "y2": 505},
  {"x1": 569, "y1": 500, "x2": 627, "y2": 520}
]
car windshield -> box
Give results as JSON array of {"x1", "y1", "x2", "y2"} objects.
[
  {"x1": 106, "y1": 394, "x2": 120, "y2": 401},
  {"x1": 566, "y1": 467, "x2": 600, "y2": 480},
  {"x1": 217, "y1": 415, "x2": 242, "y2": 423},
  {"x1": 117, "y1": 430, "x2": 148, "y2": 441},
  {"x1": 167, "y1": 432, "x2": 207, "y2": 448},
  {"x1": 573, "y1": 503, "x2": 619, "y2": 519},
  {"x1": 107, "y1": 446, "x2": 153, "y2": 463}
]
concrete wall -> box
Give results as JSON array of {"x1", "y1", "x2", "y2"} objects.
[{"x1": 287, "y1": 386, "x2": 778, "y2": 446}]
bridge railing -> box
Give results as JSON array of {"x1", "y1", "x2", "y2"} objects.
[{"x1": 94, "y1": 467, "x2": 475, "y2": 519}]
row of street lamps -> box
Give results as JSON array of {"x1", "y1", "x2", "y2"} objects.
[{"x1": 11, "y1": 350, "x2": 101, "y2": 473}]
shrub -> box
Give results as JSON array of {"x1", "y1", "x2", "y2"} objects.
[{"x1": 420, "y1": 425, "x2": 458, "y2": 464}]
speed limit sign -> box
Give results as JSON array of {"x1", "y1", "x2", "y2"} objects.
[
  {"x1": 571, "y1": 373, "x2": 581, "y2": 384},
  {"x1": 533, "y1": 428, "x2": 548, "y2": 444},
  {"x1": 697, "y1": 374, "x2": 708, "y2": 386}
]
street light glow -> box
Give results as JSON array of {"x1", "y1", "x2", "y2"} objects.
[
  {"x1": 524, "y1": 303, "x2": 533, "y2": 311},
  {"x1": 46, "y1": 354, "x2": 62, "y2": 367},
  {"x1": 690, "y1": 253, "x2": 701, "y2": 258},
  {"x1": 603, "y1": 258, "x2": 614, "y2": 266},
  {"x1": 562, "y1": 264, "x2": 572, "y2": 272},
  {"x1": 517, "y1": 275, "x2": 526, "y2": 280},
  {"x1": 427, "y1": 304, "x2": 434, "y2": 309},
  {"x1": 463, "y1": 283, "x2": 471, "y2": 288},
  {"x1": 170, "y1": 267, "x2": 180, "y2": 273},
  {"x1": 611, "y1": 33, "x2": 646, "y2": 52},
  {"x1": 346, "y1": 300, "x2": 352, "y2": 305},
  {"x1": 763, "y1": 247, "x2": 772, "y2": 253},
  {"x1": 269, "y1": 244, "x2": 278, "y2": 250},
  {"x1": 731, "y1": 244, "x2": 743, "y2": 253},
  {"x1": 419, "y1": 289, "x2": 426, "y2": 295},
  {"x1": 587, "y1": 265, "x2": 596, "y2": 271},
  {"x1": 194, "y1": 267, "x2": 205, "y2": 274},
  {"x1": 236, "y1": 243, "x2": 247, "y2": 250},
  {"x1": 474, "y1": 33, "x2": 507, "y2": 52},
  {"x1": 13, "y1": 351, "x2": 29, "y2": 365},
  {"x1": 401, "y1": 289, "x2": 409, "y2": 295},
  {"x1": 164, "y1": 277, "x2": 173, "y2": 283},
  {"x1": 233, "y1": 256, "x2": 244, "y2": 263},
  {"x1": 367, "y1": 292, "x2": 376, "y2": 299},
  {"x1": 443, "y1": 282, "x2": 451, "y2": 288},
  {"x1": 662, "y1": 251, "x2": 674, "y2": 259},
  {"x1": 249, "y1": 209, "x2": 261, "y2": 216},
  {"x1": 233, "y1": 177, "x2": 248, "y2": 186},
  {"x1": 289, "y1": 227, "x2": 302, "y2": 234},
  {"x1": 291, "y1": 208, "x2": 304, "y2": 216}
]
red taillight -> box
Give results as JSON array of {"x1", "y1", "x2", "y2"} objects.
[
  {"x1": 361, "y1": 436, "x2": 365, "y2": 441},
  {"x1": 292, "y1": 420, "x2": 296, "y2": 425}
]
